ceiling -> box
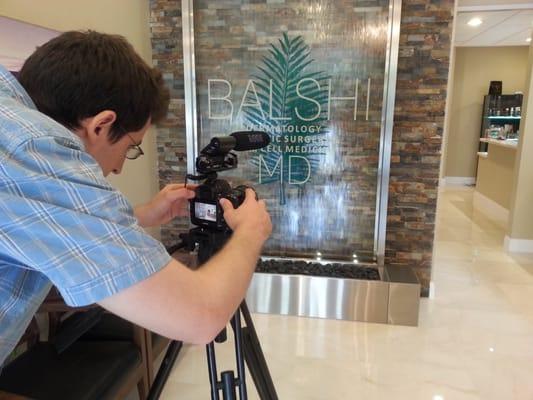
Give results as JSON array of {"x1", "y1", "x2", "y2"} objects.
[
  {"x1": 455, "y1": 1, "x2": 533, "y2": 46},
  {"x1": 455, "y1": 9, "x2": 533, "y2": 46}
]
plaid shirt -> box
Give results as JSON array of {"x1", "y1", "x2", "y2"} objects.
[{"x1": 0, "y1": 65, "x2": 170, "y2": 366}]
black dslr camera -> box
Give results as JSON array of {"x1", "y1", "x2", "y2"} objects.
[{"x1": 188, "y1": 131, "x2": 270, "y2": 231}]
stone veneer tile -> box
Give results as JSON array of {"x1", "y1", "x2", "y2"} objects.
[{"x1": 386, "y1": 0, "x2": 453, "y2": 296}]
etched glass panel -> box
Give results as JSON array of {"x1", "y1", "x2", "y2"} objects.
[{"x1": 193, "y1": 1, "x2": 390, "y2": 262}]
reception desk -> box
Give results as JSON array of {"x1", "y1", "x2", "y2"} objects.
[{"x1": 475, "y1": 138, "x2": 517, "y2": 226}]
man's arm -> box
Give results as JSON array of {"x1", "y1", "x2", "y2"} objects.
[{"x1": 98, "y1": 189, "x2": 271, "y2": 344}]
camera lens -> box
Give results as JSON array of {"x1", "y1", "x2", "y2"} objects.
[{"x1": 226, "y1": 185, "x2": 256, "y2": 208}]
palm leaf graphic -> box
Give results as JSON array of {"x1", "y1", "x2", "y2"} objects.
[{"x1": 243, "y1": 33, "x2": 330, "y2": 205}]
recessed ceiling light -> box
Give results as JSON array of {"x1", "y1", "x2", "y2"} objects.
[
  {"x1": 527, "y1": 38, "x2": 532, "y2": 43},
  {"x1": 467, "y1": 17, "x2": 483, "y2": 27}
]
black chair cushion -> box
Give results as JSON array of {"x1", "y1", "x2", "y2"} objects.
[{"x1": 0, "y1": 341, "x2": 141, "y2": 400}]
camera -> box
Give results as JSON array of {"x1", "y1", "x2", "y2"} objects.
[
  {"x1": 190, "y1": 180, "x2": 251, "y2": 231},
  {"x1": 188, "y1": 131, "x2": 270, "y2": 231}
]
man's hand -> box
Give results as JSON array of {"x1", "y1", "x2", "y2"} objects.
[
  {"x1": 220, "y1": 188, "x2": 272, "y2": 243},
  {"x1": 134, "y1": 184, "x2": 196, "y2": 228}
]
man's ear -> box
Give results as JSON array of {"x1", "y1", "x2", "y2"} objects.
[{"x1": 80, "y1": 110, "x2": 117, "y2": 145}]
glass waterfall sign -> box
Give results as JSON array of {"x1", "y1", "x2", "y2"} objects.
[{"x1": 188, "y1": 0, "x2": 396, "y2": 262}]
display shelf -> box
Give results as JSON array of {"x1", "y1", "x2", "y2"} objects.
[
  {"x1": 479, "y1": 94, "x2": 523, "y2": 154},
  {"x1": 486, "y1": 116, "x2": 521, "y2": 120}
]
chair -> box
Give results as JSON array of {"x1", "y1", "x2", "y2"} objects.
[
  {"x1": 84, "y1": 310, "x2": 173, "y2": 384},
  {"x1": 144, "y1": 331, "x2": 171, "y2": 383},
  {"x1": 0, "y1": 289, "x2": 150, "y2": 400},
  {"x1": 0, "y1": 390, "x2": 29, "y2": 400}
]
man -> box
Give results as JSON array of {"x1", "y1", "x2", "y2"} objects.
[{"x1": 0, "y1": 31, "x2": 272, "y2": 366}]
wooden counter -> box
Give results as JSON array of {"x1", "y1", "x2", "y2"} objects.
[
  {"x1": 479, "y1": 137, "x2": 518, "y2": 150},
  {"x1": 475, "y1": 138, "x2": 516, "y2": 217}
]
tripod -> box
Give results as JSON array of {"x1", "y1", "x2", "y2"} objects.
[{"x1": 147, "y1": 227, "x2": 278, "y2": 400}]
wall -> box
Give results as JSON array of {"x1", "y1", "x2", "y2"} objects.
[
  {"x1": 385, "y1": 0, "x2": 454, "y2": 295},
  {"x1": 508, "y1": 43, "x2": 533, "y2": 244},
  {"x1": 151, "y1": 2, "x2": 388, "y2": 258},
  {"x1": 150, "y1": 1, "x2": 187, "y2": 245},
  {"x1": 444, "y1": 46, "x2": 529, "y2": 179},
  {"x1": 151, "y1": 0, "x2": 455, "y2": 295},
  {"x1": 0, "y1": 0, "x2": 160, "y2": 222}
]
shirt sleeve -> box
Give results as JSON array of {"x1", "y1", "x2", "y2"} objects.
[{"x1": 0, "y1": 134, "x2": 171, "y2": 306}]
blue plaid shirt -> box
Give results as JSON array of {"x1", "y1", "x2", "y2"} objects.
[{"x1": 0, "y1": 65, "x2": 171, "y2": 366}]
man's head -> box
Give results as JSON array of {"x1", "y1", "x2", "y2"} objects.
[{"x1": 18, "y1": 31, "x2": 169, "y2": 176}]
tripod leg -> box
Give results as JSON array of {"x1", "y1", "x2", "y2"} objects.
[
  {"x1": 231, "y1": 311, "x2": 247, "y2": 400},
  {"x1": 147, "y1": 340, "x2": 183, "y2": 400},
  {"x1": 206, "y1": 342, "x2": 221, "y2": 400},
  {"x1": 240, "y1": 302, "x2": 278, "y2": 400},
  {"x1": 221, "y1": 371, "x2": 237, "y2": 400}
]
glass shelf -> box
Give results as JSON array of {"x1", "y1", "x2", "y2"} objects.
[
  {"x1": 486, "y1": 116, "x2": 521, "y2": 120},
  {"x1": 479, "y1": 138, "x2": 518, "y2": 149}
]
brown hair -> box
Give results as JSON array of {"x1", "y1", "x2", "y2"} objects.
[{"x1": 18, "y1": 31, "x2": 169, "y2": 142}]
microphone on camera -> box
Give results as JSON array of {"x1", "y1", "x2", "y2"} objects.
[
  {"x1": 203, "y1": 131, "x2": 271, "y2": 157},
  {"x1": 230, "y1": 131, "x2": 271, "y2": 151}
]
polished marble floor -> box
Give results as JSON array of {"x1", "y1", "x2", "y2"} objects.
[{"x1": 158, "y1": 187, "x2": 533, "y2": 400}]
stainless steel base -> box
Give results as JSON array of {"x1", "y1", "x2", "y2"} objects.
[{"x1": 246, "y1": 265, "x2": 420, "y2": 326}]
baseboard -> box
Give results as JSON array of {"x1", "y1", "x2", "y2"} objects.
[
  {"x1": 428, "y1": 281, "x2": 436, "y2": 299},
  {"x1": 504, "y1": 236, "x2": 533, "y2": 253},
  {"x1": 442, "y1": 176, "x2": 476, "y2": 186},
  {"x1": 473, "y1": 191, "x2": 508, "y2": 229}
]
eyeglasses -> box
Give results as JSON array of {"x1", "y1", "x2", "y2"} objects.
[{"x1": 125, "y1": 133, "x2": 144, "y2": 160}]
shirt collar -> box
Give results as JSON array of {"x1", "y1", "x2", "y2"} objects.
[
  {"x1": 0, "y1": 64, "x2": 36, "y2": 109},
  {"x1": 0, "y1": 64, "x2": 86, "y2": 151}
]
